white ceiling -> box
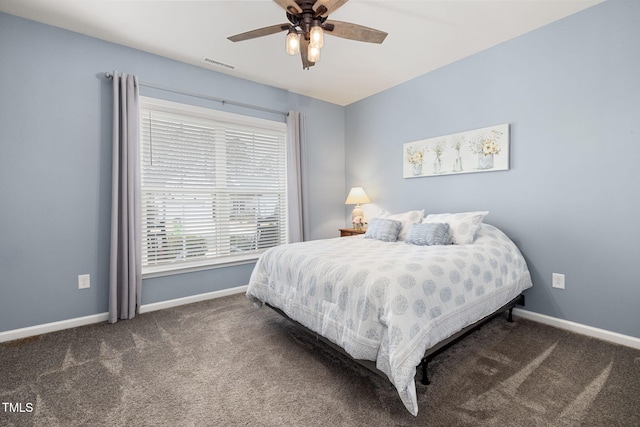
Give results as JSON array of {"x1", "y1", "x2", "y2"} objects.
[{"x1": 0, "y1": 0, "x2": 603, "y2": 106}]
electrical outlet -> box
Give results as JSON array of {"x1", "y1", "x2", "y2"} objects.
[
  {"x1": 78, "y1": 274, "x2": 90, "y2": 289},
  {"x1": 552, "y1": 273, "x2": 565, "y2": 289}
]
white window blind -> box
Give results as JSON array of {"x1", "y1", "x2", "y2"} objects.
[{"x1": 139, "y1": 98, "x2": 288, "y2": 275}]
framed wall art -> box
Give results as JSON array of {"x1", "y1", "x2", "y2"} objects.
[{"x1": 403, "y1": 123, "x2": 509, "y2": 178}]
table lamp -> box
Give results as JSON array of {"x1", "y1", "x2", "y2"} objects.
[{"x1": 345, "y1": 187, "x2": 370, "y2": 225}]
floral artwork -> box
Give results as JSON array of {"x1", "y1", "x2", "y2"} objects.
[
  {"x1": 352, "y1": 215, "x2": 366, "y2": 230},
  {"x1": 403, "y1": 124, "x2": 509, "y2": 178}
]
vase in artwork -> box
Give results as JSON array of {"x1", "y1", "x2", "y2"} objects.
[
  {"x1": 433, "y1": 154, "x2": 442, "y2": 174},
  {"x1": 453, "y1": 151, "x2": 463, "y2": 172},
  {"x1": 412, "y1": 163, "x2": 423, "y2": 176},
  {"x1": 477, "y1": 153, "x2": 494, "y2": 170}
]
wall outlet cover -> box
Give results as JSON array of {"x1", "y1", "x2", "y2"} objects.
[
  {"x1": 78, "y1": 274, "x2": 90, "y2": 289},
  {"x1": 552, "y1": 273, "x2": 565, "y2": 289}
]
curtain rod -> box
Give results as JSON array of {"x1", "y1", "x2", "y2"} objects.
[{"x1": 104, "y1": 72, "x2": 288, "y2": 117}]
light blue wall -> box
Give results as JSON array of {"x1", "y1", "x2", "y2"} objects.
[
  {"x1": 0, "y1": 12, "x2": 345, "y2": 333},
  {"x1": 3, "y1": 1, "x2": 639, "y2": 340},
  {"x1": 345, "y1": 0, "x2": 640, "y2": 338}
]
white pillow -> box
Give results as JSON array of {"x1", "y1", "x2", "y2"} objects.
[
  {"x1": 422, "y1": 211, "x2": 489, "y2": 245},
  {"x1": 378, "y1": 209, "x2": 425, "y2": 241}
]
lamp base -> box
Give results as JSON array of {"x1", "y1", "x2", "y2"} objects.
[{"x1": 351, "y1": 205, "x2": 364, "y2": 220}]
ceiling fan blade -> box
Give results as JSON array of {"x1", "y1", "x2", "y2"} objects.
[
  {"x1": 324, "y1": 20, "x2": 387, "y2": 44},
  {"x1": 313, "y1": 0, "x2": 349, "y2": 17},
  {"x1": 273, "y1": 0, "x2": 302, "y2": 15},
  {"x1": 300, "y1": 37, "x2": 315, "y2": 70},
  {"x1": 228, "y1": 23, "x2": 290, "y2": 42}
]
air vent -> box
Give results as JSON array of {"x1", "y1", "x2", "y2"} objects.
[{"x1": 201, "y1": 57, "x2": 235, "y2": 70}]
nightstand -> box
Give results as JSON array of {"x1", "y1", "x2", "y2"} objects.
[{"x1": 339, "y1": 228, "x2": 366, "y2": 237}]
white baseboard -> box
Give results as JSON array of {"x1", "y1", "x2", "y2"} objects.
[
  {"x1": 139, "y1": 285, "x2": 248, "y2": 313},
  {"x1": 2, "y1": 291, "x2": 637, "y2": 350},
  {"x1": 0, "y1": 312, "x2": 110, "y2": 344},
  {"x1": 513, "y1": 308, "x2": 640, "y2": 350},
  {"x1": 0, "y1": 285, "x2": 248, "y2": 344}
]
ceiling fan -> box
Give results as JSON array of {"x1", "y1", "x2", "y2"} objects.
[{"x1": 227, "y1": 0, "x2": 388, "y2": 70}]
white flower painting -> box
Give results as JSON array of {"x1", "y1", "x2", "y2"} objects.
[{"x1": 403, "y1": 123, "x2": 509, "y2": 178}]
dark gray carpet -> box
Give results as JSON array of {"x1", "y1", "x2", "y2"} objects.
[{"x1": 1, "y1": 293, "x2": 639, "y2": 426}]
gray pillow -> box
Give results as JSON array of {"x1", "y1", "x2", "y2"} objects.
[
  {"x1": 405, "y1": 222, "x2": 450, "y2": 246},
  {"x1": 364, "y1": 218, "x2": 403, "y2": 242}
]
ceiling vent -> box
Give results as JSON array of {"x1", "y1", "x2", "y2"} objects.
[{"x1": 201, "y1": 57, "x2": 235, "y2": 70}]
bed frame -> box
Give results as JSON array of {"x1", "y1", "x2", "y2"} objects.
[{"x1": 266, "y1": 293, "x2": 525, "y2": 386}]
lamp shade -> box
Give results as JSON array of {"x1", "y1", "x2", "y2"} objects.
[
  {"x1": 310, "y1": 24, "x2": 324, "y2": 48},
  {"x1": 285, "y1": 30, "x2": 300, "y2": 55},
  {"x1": 307, "y1": 45, "x2": 321, "y2": 63},
  {"x1": 345, "y1": 187, "x2": 370, "y2": 205}
]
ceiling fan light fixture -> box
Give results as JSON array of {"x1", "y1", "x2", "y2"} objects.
[
  {"x1": 309, "y1": 24, "x2": 324, "y2": 49},
  {"x1": 228, "y1": 0, "x2": 388, "y2": 70},
  {"x1": 285, "y1": 29, "x2": 300, "y2": 55}
]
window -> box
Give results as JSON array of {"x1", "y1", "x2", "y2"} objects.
[{"x1": 139, "y1": 98, "x2": 288, "y2": 276}]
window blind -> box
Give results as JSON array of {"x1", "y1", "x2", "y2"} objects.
[{"x1": 139, "y1": 99, "x2": 288, "y2": 275}]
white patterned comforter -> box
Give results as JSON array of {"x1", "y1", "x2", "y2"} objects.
[{"x1": 246, "y1": 224, "x2": 532, "y2": 415}]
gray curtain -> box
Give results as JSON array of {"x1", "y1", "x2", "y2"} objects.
[
  {"x1": 286, "y1": 111, "x2": 305, "y2": 243},
  {"x1": 108, "y1": 71, "x2": 141, "y2": 323}
]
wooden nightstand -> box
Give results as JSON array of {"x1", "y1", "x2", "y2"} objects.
[{"x1": 339, "y1": 228, "x2": 366, "y2": 237}]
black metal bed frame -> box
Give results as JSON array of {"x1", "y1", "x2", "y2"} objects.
[{"x1": 265, "y1": 293, "x2": 525, "y2": 386}]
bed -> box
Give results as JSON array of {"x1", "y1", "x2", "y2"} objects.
[{"x1": 246, "y1": 211, "x2": 532, "y2": 415}]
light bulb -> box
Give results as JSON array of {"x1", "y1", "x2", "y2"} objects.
[
  {"x1": 285, "y1": 31, "x2": 300, "y2": 55},
  {"x1": 309, "y1": 25, "x2": 324, "y2": 48},
  {"x1": 307, "y1": 45, "x2": 320, "y2": 62},
  {"x1": 308, "y1": 44, "x2": 320, "y2": 63}
]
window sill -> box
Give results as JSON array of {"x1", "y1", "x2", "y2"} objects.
[{"x1": 142, "y1": 253, "x2": 261, "y2": 279}]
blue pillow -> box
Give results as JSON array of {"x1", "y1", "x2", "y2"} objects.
[
  {"x1": 405, "y1": 223, "x2": 450, "y2": 246},
  {"x1": 364, "y1": 218, "x2": 403, "y2": 242}
]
